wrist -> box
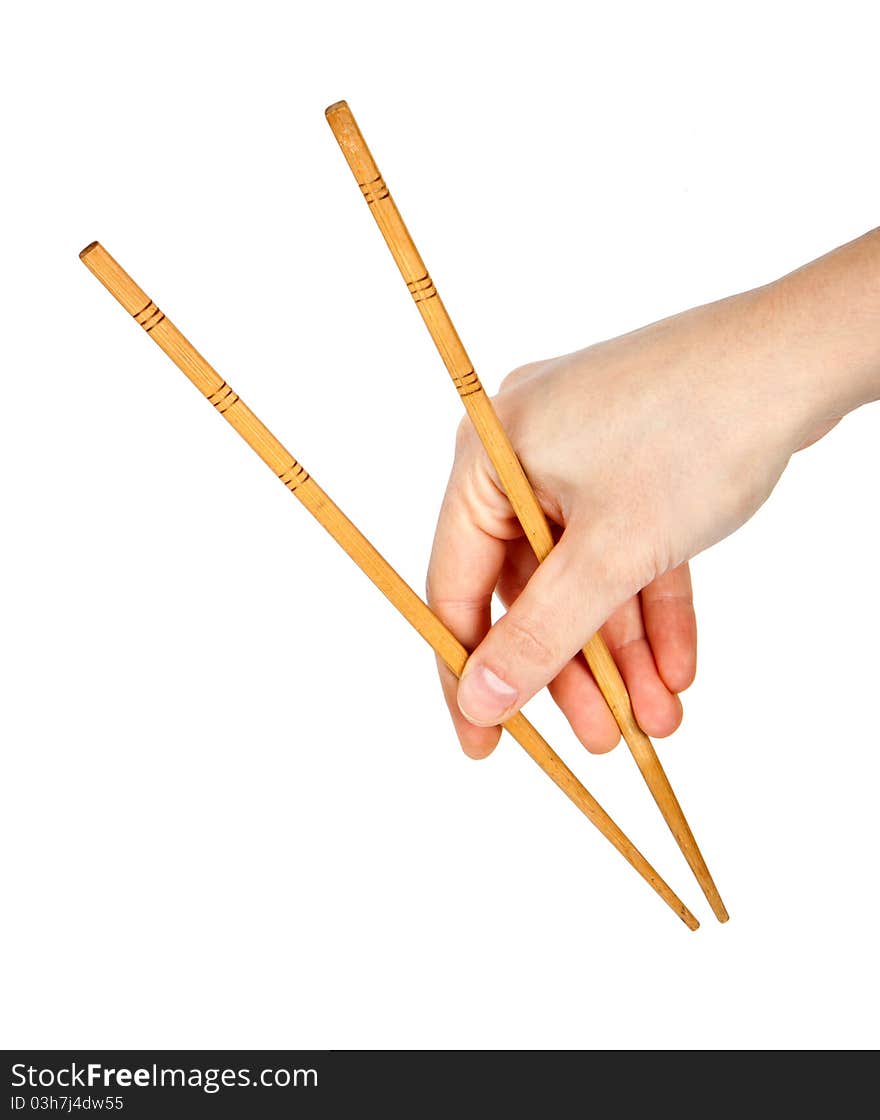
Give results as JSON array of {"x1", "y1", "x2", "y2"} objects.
[{"x1": 759, "y1": 229, "x2": 880, "y2": 433}]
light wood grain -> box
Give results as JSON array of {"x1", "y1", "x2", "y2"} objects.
[
  {"x1": 80, "y1": 240, "x2": 699, "y2": 930},
  {"x1": 325, "y1": 101, "x2": 728, "y2": 923}
]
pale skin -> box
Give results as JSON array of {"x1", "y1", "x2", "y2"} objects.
[{"x1": 427, "y1": 228, "x2": 880, "y2": 758}]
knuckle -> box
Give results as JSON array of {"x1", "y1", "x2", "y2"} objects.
[
  {"x1": 583, "y1": 520, "x2": 649, "y2": 602},
  {"x1": 454, "y1": 415, "x2": 474, "y2": 453},
  {"x1": 501, "y1": 611, "x2": 560, "y2": 672},
  {"x1": 498, "y1": 361, "x2": 540, "y2": 393},
  {"x1": 426, "y1": 581, "x2": 492, "y2": 615}
]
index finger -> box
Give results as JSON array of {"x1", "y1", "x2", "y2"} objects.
[{"x1": 426, "y1": 468, "x2": 517, "y2": 758}]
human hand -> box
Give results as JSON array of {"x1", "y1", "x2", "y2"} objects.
[{"x1": 427, "y1": 230, "x2": 880, "y2": 757}]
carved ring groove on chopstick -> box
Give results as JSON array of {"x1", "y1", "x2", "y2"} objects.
[
  {"x1": 278, "y1": 460, "x2": 311, "y2": 492},
  {"x1": 453, "y1": 370, "x2": 481, "y2": 397},
  {"x1": 406, "y1": 274, "x2": 438, "y2": 303},
  {"x1": 133, "y1": 300, "x2": 165, "y2": 333},
  {"x1": 206, "y1": 381, "x2": 240, "y2": 415},
  {"x1": 358, "y1": 175, "x2": 389, "y2": 205}
]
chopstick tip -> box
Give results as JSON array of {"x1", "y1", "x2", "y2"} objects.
[
  {"x1": 325, "y1": 100, "x2": 349, "y2": 118},
  {"x1": 79, "y1": 240, "x2": 100, "y2": 261}
]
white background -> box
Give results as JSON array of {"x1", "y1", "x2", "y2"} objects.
[{"x1": 2, "y1": 1, "x2": 878, "y2": 1050}]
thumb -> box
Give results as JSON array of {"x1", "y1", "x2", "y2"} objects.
[{"x1": 456, "y1": 528, "x2": 627, "y2": 726}]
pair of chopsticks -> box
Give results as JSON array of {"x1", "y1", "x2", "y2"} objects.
[{"x1": 80, "y1": 101, "x2": 726, "y2": 929}]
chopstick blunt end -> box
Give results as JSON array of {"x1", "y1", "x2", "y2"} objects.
[
  {"x1": 79, "y1": 241, "x2": 157, "y2": 321},
  {"x1": 324, "y1": 101, "x2": 381, "y2": 187}
]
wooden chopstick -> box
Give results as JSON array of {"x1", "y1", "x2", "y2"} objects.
[
  {"x1": 325, "y1": 101, "x2": 728, "y2": 923},
  {"x1": 80, "y1": 240, "x2": 698, "y2": 930}
]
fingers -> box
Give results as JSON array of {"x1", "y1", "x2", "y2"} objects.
[
  {"x1": 547, "y1": 659, "x2": 621, "y2": 753},
  {"x1": 495, "y1": 537, "x2": 619, "y2": 753},
  {"x1": 601, "y1": 596, "x2": 683, "y2": 738},
  {"x1": 427, "y1": 471, "x2": 516, "y2": 759},
  {"x1": 640, "y1": 564, "x2": 697, "y2": 694},
  {"x1": 430, "y1": 460, "x2": 695, "y2": 752},
  {"x1": 457, "y1": 525, "x2": 628, "y2": 727}
]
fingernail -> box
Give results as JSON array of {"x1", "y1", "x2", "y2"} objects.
[{"x1": 458, "y1": 666, "x2": 518, "y2": 726}]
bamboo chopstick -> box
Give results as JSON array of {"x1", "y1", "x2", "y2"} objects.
[
  {"x1": 325, "y1": 101, "x2": 728, "y2": 923},
  {"x1": 80, "y1": 240, "x2": 698, "y2": 930}
]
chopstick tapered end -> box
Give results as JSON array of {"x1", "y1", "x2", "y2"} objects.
[
  {"x1": 702, "y1": 880, "x2": 730, "y2": 922},
  {"x1": 79, "y1": 240, "x2": 100, "y2": 261},
  {"x1": 325, "y1": 100, "x2": 350, "y2": 119}
]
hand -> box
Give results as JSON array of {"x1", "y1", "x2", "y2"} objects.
[{"x1": 427, "y1": 229, "x2": 880, "y2": 758}]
